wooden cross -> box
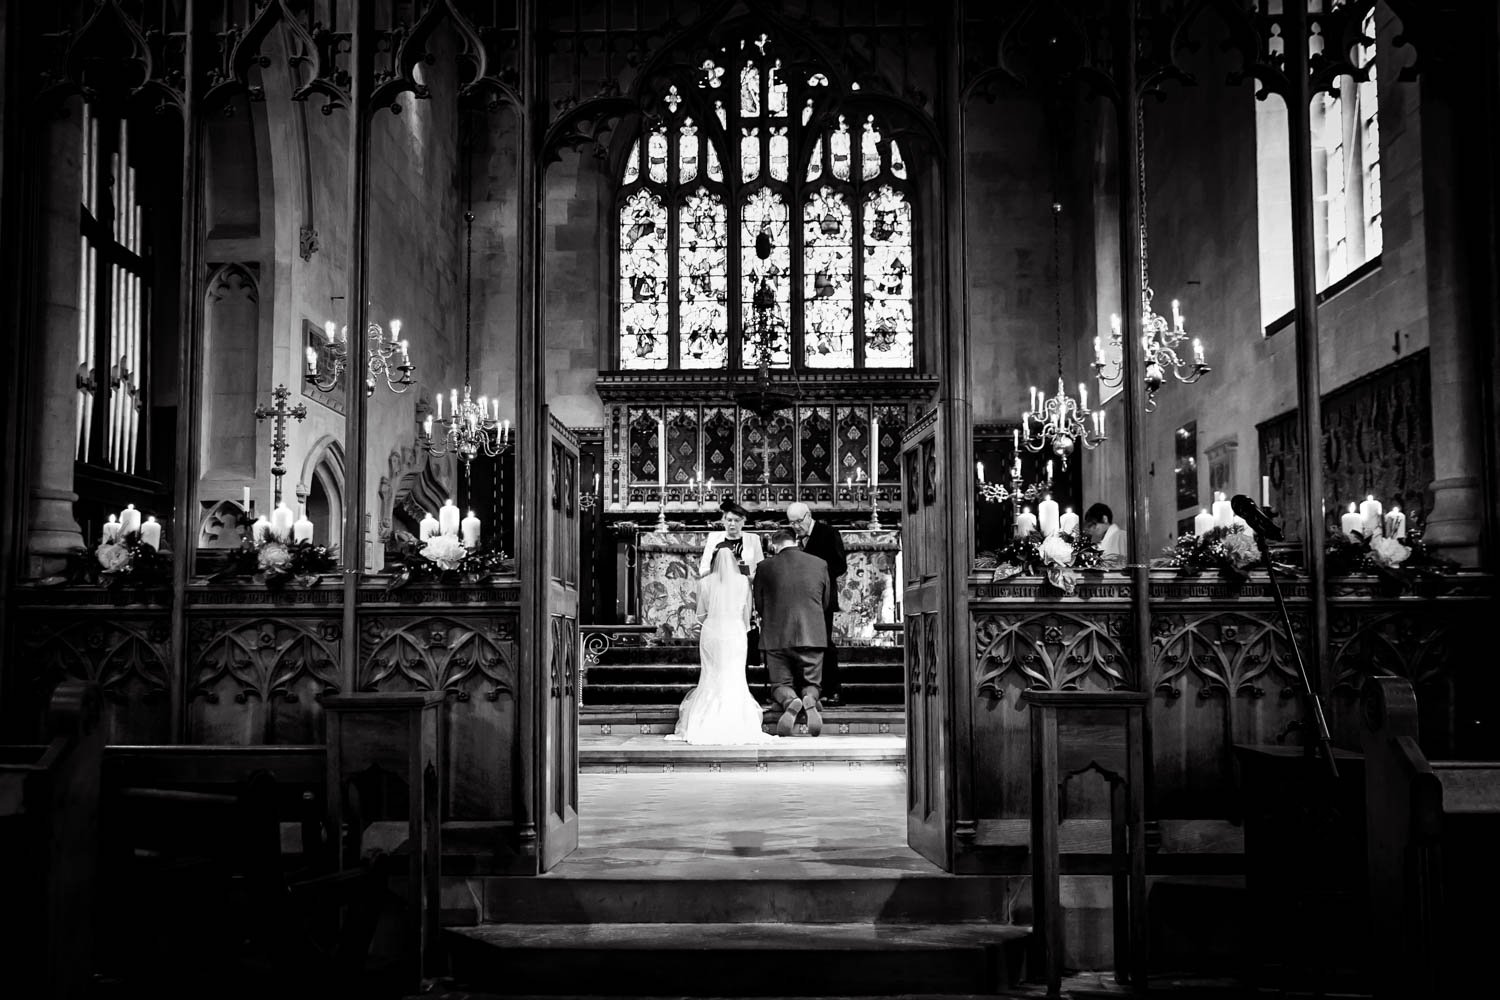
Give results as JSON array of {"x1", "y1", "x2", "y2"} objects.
[{"x1": 254, "y1": 383, "x2": 308, "y2": 506}]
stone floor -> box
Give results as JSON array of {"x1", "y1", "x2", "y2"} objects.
[
  {"x1": 561, "y1": 769, "x2": 935, "y2": 878},
  {"x1": 580, "y1": 733, "x2": 907, "y2": 773}
]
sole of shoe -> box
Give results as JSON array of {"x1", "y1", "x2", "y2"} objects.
[
  {"x1": 776, "y1": 699, "x2": 804, "y2": 737},
  {"x1": 803, "y1": 702, "x2": 823, "y2": 737}
]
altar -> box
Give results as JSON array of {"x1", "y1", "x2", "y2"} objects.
[{"x1": 634, "y1": 530, "x2": 902, "y2": 641}]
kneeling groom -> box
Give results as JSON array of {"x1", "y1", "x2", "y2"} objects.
[{"x1": 753, "y1": 528, "x2": 834, "y2": 737}]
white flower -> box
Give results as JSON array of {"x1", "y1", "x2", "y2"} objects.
[
  {"x1": 420, "y1": 534, "x2": 467, "y2": 571},
  {"x1": 1039, "y1": 535, "x2": 1074, "y2": 567},
  {"x1": 1369, "y1": 536, "x2": 1411, "y2": 569},
  {"x1": 96, "y1": 542, "x2": 131, "y2": 574},
  {"x1": 1220, "y1": 532, "x2": 1260, "y2": 570}
]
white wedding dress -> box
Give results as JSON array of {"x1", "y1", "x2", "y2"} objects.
[{"x1": 667, "y1": 572, "x2": 775, "y2": 745}]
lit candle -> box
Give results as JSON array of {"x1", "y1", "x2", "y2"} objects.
[
  {"x1": 976, "y1": 461, "x2": 985, "y2": 483},
  {"x1": 1359, "y1": 494, "x2": 1384, "y2": 538},
  {"x1": 1260, "y1": 475, "x2": 1271, "y2": 508},
  {"x1": 1212, "y1": 492, "x2": 1233, "y2": 528},
  {"x1": 1193, "y1": 338, "x2": 1205, "y2": 365},
  {"x1": 1029, "y1": 386, "x2": 1038, "y2": 412},
  {"x1": 1094, "y1": 410, "x2": 1105, "y2": 437},
  {"x1": 1078, "y1": 382, "x2": 1088, "y2": 411},
  {"x1": 324, "y1": 320, "x2": 336, "y2": 341},
  {"x1": 271, "y1": 502, "x2": 295, "y2": 542},
  {"x1": 1059, "y1": 507, "x2": 1079, "y2": 535},
  {"x1": 1340, "y1": 502, "x2": 1364, "y2": 540},
  {"x1": 501, "y1": 419, "x2": 511, "y2": 444},
  {"x1": 139, "y1": 516, "x2": 160, "y2": 550},
  {"x1": 594, "y1": 473, "x2": 601, "y2": 496},
  {"x1": 461, "y1": 509, "x2": 481, "y2": 549},
  {"x1": 305, "y1": 345, "x2": 318, "y2": 375},
  {"x1": 291, "y1": 504, "x2": 312, "y2": 543},
  {"x1": 451, "y1": 388, "x2": 459, "y2": 417},
  {"x1": 120, "y1": 504, "x2": 141, "y2": 535},
  {"x1": 423, "y1": 414, "x2": 434, "y2": 438},
  {"x1": 252, "y1": 515, "x2": 269, "y2": 545},
  {"x1": 419, "y1": 509, "x2": 440, "y2": 540},
  {"x1": 439, "y1": 498, "x2": 461, "y2": 537},
  {"x1": 103, "y1": 514, "x2": 121, "y2": 543},
  {"x1": 434, "y1": 394, "x2": 443, "y2": 420},
  {"x1": 1045, "y1": 460, "x2": 1054, "y2": 483},
  {"x1": 1193, "y1": 508, "x2": 1215, "y2": 537},
  {"x1": 1094, "y1": 335, "x2": 1104, "y2": 366},
  {"x1": 1385, "y1": 506, "x2": 1406, "y2": 540},
  {"x1": 1038, "y1": 495, "x2": 1060, "y2": 537},
  {"x1": 1015, "y1": 506, "x2": 1038, "y2": 537},
  {"x1": 1012, "y1": 428, "x2": 1019, "y2": 454},
  {"x1": 390, "y1": 318, "x2": 402, "y2": 342},
  {"x1": 400, "y1": 340, "x2": 410, "y2": 365}
]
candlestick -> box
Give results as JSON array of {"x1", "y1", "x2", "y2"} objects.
[
  {"x1": 293, "y1": 506, "x2": 314, "y2": 543},
  {"x1": 1015, "y1": 507, "x2": 1038, "y2": 537},
  {"x1": 1038, "y1": 496, "x2": 1060, "y2": 537},
  {"x1": 1340, "y1": 502, "x2": 1364, "y2": 540},
  {"x1": 1359, "y1": 494, "x2": 1383, "y2": 538},
  {"x1": 1193, "y1": 507, "x2": 1215, "y2": 537},
  {"x1": 439, "y1": 499, "x2": 461, "y2": 537},
  {"x1": 120, "y1": 504, "x2": 141, "y2": 535},
  {"x1": 419, "y1": 510, "x2": 440, "y2": 540},
  {"x1": 461, "y1": 510, "x2": 481, "y2": 549},
  {"x1": 139, "y1": 516, "x2": 161, "y2": 550},
  {"x1": 1059, "y1": 508, "x2": 1079, "y2": 536}
]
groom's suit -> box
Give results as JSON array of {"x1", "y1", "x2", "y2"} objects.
[
  {"x1": 753, "y1": 546, "x2": 832, "y2": 709},
  {"x1": 798, "y1": 519, "x2": 847, "y2": 700}
]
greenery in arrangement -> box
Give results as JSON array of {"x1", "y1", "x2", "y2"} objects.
[
  {"x1": 211, "y1": 536, "x2": 338, "y2": 589},
  {"x1": 1153, "y1": 524, "x2": 1265, "y2": 581},
  {"x1": 984, "y1": 529, "x2": 1106, "y2": 596},
  {"x1": 1324, "y1": 524, "x2": 1455, "y2": 595},
  {"x1": 55, "y1": 531, "x2": 174, "y2": 589},
  {"x1": 386, "y1": 533, "x2": 512, "y2": 589}
]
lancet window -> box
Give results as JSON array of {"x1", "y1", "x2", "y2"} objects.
[
  {"x1": 617, "y1": 38, "x2": 915, "y2": 372},
  {"x1": 1312, "y1": 5, "x2": 1382, "y2": 289}
]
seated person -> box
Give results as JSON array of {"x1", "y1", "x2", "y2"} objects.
[{"x1": 1084, "y1": 502, "x2": 1128, "y2": 567}]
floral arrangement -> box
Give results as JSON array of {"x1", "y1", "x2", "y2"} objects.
[
  {"x1": 68, "y1": 529, "x2": 173, "y2": 589},
  {"x1": 212, "y1": 533, "x2": 336, "y2": 589},
  {"x1": 1153, "y1": 525, "x2": 1264, "y2": 581},
  {"x1": 387, "y1": 533, "x2": 512, "y2": 589},
  {"x1": 988, "y1": 529, "x2": 1105, "y2": 595},
  {"x1": 1324, "y1": 523, "x2": 1455, "y2": 595}
]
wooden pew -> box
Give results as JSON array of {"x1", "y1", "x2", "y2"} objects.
[
  {"x1": 0, "y1": 680, "x2": 103, "y2": 1000},
  {"x1": 1362, "y1": 676, "x2": 1500, "y2": 999}
]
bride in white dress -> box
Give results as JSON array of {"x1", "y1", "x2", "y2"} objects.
[{"x1": 667, "y1": 547, "x2": 776, "y2": 745}]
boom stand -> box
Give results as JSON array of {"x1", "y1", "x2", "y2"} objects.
[{"x1": 1255, "y1": 534, "x2": 1338, "y2": 781}]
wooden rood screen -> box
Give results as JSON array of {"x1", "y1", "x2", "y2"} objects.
[
  {"x1": 540, "y1": 412, "x2": 580, "y2": 869},
  {"x1": 900, "y1": 409, "x2": 952, "y2": 868}
]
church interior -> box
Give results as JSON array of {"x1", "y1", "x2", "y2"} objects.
[{"x1": 2, "y1": 1, "x2": 1498, "y2": 998}]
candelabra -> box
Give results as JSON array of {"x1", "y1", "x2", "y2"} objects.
[
  {"x1": 689, "y1": 470, "x2": 716, "y2": 508},
  {"x1": 419, "y1": 210, "x2": 512, "y2": 475},
  {"x1": 842, "y1": 468, "x2": 883, "y2": 528},
  {"x1": 304, "y1": 318, "x2": 416, "y2": 395},
  {"x1": 1093, "y1": 104, "x2": 1210, "y2": 410}
]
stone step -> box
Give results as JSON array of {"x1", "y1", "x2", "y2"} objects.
[
  {"x1": 581, "y1": 707, "x2": 904, "y2": 738},
  {"x1": 446, "y1": 922, "x2": 1029, "y2": 997},
  {"x1": 590, "y1": 644, "x2": 904, "y2": 666},
  {"x1": 586, "y1": 684, "x2": 906, "y2": 708},
  {"x1": 579, "y1": 733, "x2": 905, "y2": 773}
]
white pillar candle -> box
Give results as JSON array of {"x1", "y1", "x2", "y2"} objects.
[
  {"x1": 1260, "y1": 475, "x2": 1271, "y2": 508},
  {"x1": 103, "y1": 514, "x2": 121, "y2": 543},
  {"x1": 1211, "y1": 492, "x2": 1233, "y2": 528},
  {"x1": 293, "y1": 506, "x2": 314, "y2": 543},
  {"x1": 1193, "y1": 508, "x2": 1215, "y2": 537},
  {"x1": 139, "y1": 516, "x2": 161, "y2": 550},
  {"x1": 119, "y1": 504, "x2": 141, "y2": 535},
  {"x1": 870, "y1": 418, "x2": 879, "y2": 493},
  {"x1": 1359, "y1": 495, "x2": 1383, "y2": 538},
  {"x1": 461, "y1": 510, "x2": 481, "y2": 549},
  {"x1": 271, "y1": 503, "x2": 295, "y2": 542},
  {"x1": 1038, "y1": 496, "x2": 1060, "y2": 537},
  {"x1": 656, "y1": 417, "x2": 667, "y2": 497},
  {"x1": 1340, "y1": 502, "x2": 1364, "y2": 540},
  {"x1": 242, "y1": 486, "x2": 251, "y2": 512},
  {"x1": 1385, "y1": 507, "x2": 1406, "y2": 541},
  {"x1": 1015, "y1": 507, "x2": 1038, "y2": 537},
  {"x1": 252, "y1": 516, "x2": 269, "y2": 545},
  {"x1": 1059, "y1": 508, "x2": 1079, "y2": 535},
  {"x1": 439, "y1": 499, "x2": 461, "y2": 537},
  {"x1": 419, "y1": 510, "x2": 440, "y2": 540}
]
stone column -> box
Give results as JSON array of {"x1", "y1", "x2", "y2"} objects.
[
  {"x1": 27, "y1": 102, "x2": 85, "y2": 576},
  {"x1": 1417, "y1": 68, "x2": 1485, "y2": 566}
]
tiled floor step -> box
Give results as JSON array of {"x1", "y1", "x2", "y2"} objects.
[
  {"x1": 580, "y1": 733, "x2": 905, "y2": 773},
  {"x1": 581, "y1": 705, "x2": 905, "y2": 737},
  {"x1": 584, "y1": 644, "x2": 905, "y2": 707},
  {"x1": 445, "y1": 922, "x2": 1029, "y2": 997}
]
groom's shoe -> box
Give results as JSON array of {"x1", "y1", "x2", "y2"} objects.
[
  {"x1": 776, "y1": 698, "x2": 804, "y2": 737},
  {"x1": 801, "y1": 693, "x2": 823, "y2": 737}
]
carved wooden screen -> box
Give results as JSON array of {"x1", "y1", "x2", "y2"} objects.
[
  {"x1": 900, "y1": 408, "x2": 952, "y2": 869},
  {"x1": 540, "y1": 411, "x2": 580, "y2": 870}
]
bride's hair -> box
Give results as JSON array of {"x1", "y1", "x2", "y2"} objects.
[{"x1": 711, "y1": 546, "x2": 738, "y2": 582}]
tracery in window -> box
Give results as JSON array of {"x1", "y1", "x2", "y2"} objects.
[{"x1": 615, "y1": 37, "x2": 916, "y2": 372}]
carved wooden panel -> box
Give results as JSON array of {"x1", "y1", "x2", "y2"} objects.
[
  {"x1": 1258, "y1": 351, "x2": 1433, "y2": 541},
  {"x1": 799, "y1": 405, "x2": 833, "y2": 486},
  {"x1": 359, "y1": 613, "x2": 518, "y2": 823},
  {"x1": 18, "y1": 612, "x2": 171, "y2": 744},
  {"x1": 665, "y1": 406, "x2": 699, "y2": 487},
  {"x1": 835, "y1": 405, "x2": 870, "y2": 487},
  {"x1": 973, "y1": 611, "x2": 1131, "y2": 696},
  {"x1": 702, "y1": 405, "x2": 737, "y2": 484},
  {"x1": 187, "y1": 616, "x2": 342, "y2": 745}
]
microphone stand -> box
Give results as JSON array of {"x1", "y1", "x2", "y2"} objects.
[{"x1": 1252, "y1": 531, "x2": 1338, "y2": 781}]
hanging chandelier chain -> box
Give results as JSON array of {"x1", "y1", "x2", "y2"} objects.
[
  {"x1": 1053, "y1": 200, "x2": 1064, "y2": 378},
  {"x1": 1137, "y1": 100, "x2": 1150, "y2": 296},
  {"x1": 464, "y1": 208, "x2": 474, "y2": 383}
]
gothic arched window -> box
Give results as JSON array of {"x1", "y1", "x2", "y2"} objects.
[{"x1": 617, "y1": 40, "x2": 915, "y2": 372}]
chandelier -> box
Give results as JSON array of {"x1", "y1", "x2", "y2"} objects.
[
  {"x1": 733, "y1": 227, "x2": 795, "y2": 420},
  {"x1": 1022, "y1": 202, "x2": 1105, "y2": 470},
  {"x1": 978, "y1": 434, "x2": 1053, "y2": 505},
  {"x1": 304, "y1": 317, "x2": 415, "y2": 395},
  {"x1": 420, "y1": 208, "x2": 512, "y2": 474},
  {"x1": 1093, "y1": 105, "x2": 1209, "y2": 410}
]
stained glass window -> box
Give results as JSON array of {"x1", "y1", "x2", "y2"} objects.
[{"x1": 615, "y1": 35, "x2": 916, "y2": 371}]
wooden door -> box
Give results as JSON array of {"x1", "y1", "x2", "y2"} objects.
[
  {"x1": 901, "y1": 409, "x2": 953, "y2": 868},
  {"x1": 539, "y1": 411, "x2": 580, "y2": 869}
]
